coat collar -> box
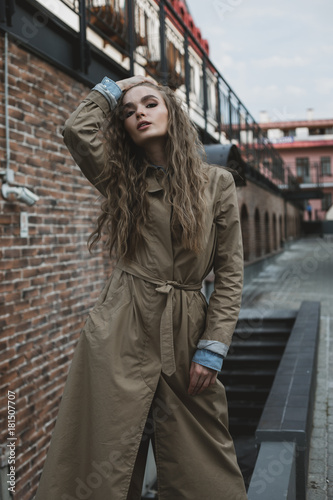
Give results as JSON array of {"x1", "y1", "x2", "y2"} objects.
[
  {"x1": 146, "y1": 166, "x2": 166, "y2": 193},
  {"x1": 147, "y1": 176, "x2": 163, "y2": 193}
]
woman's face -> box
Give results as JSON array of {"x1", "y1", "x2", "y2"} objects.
[{"x1": 121, "y1": 85, "x2": 169, "y2": 149}]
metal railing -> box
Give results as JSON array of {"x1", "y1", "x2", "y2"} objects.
[
  {"x1": 285, "y1": 161, "x2": 331, "y2": 186},
  {"x1": 54, "y1": 0, "x2": 297, "y2": 189}
]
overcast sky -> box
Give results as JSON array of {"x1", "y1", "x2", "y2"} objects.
[{"x1": 188, "y1": 0, "x2": 333, "y2": 123}]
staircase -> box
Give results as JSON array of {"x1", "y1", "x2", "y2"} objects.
[
  {"x1": 219, "y1": 309, "x2": 297, "y2": 486},
  {"x1": 141, "y1": 309, "x2": 298, "y2": 498}
]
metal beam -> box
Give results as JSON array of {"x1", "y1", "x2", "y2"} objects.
[
  {"x1": 127, "y1": 0, "x2": 135, "y2": 75},
  {"x1": 184, "y1": 31, "x2": 190, "y2": 109},
  {"x1": 0, "y1": 0, "x2": 129, "y2": 87},
  {"x1": 78, "y1": 0, "x2": 89, "y2": 74},
  {"x1": 283, "y1": 190, "x2": 324, "y2": 201},
  {"x1": 202, "y1": 56, "x2": 208, "y2": 143},
  {"x1": 159, "y1": 0, "x2": 168, "y2": 85}
]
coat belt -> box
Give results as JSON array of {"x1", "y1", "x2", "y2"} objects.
[{"x1": 116, "y1": 259, "x2": 202, "y2": 377}]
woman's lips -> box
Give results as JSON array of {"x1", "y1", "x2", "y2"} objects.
[{"x1": 137, "y1": 121, "x2": 151, "y2": 130}]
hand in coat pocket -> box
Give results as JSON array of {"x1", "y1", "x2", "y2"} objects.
[{"x1": 188, "y1": 361, "x2": 218, "y2": 396}]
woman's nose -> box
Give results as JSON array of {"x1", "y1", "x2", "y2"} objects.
[{"x1": 136, "y1": 106, "x2": 145, "y2": 118}]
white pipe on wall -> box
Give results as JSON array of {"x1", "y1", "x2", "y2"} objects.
[{"x1": 1, "y1": 31, "x2": 14, "y2": 184}]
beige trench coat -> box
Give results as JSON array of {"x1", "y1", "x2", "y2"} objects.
[{"x1": 35, "y1": 91, "x2": 247, "y2": 500}]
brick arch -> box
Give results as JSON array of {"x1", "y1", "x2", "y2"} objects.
[
  {"x1": 279, "y1": 215, "x2": 283, "y2": 247},
  {"x1": 240, "y1": 204, "x2": 250, "y2": 261},
  {"x1": 265, "y1": 211, "x2": 270, "y2": 254},
  {"x1": 254, "y1": 208, "x2": 261, "y2": 258},
  {"x1": 272, "y1": 213, "x2": 277, "y2": 250},
  {"x1": 288, "y1": 215, "x2": 292, "y2": 239}
]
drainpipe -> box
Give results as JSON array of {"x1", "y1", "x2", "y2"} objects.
[
  {"x1": 1, "y1": 31, "x2": 39, "y2": 206},
  {"x1": 0, "y1": 32, "x2": 14, "y2": 185}
]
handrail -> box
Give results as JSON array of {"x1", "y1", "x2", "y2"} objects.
[{"x1": 248, "y1": 301, "x2": 320, "y2": 500}]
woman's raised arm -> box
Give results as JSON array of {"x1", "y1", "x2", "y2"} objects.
[
  {"x1": 62, "y1": 90, "x2": 111, "y2": 196},
  {"x1": 62, "y1": 76, "x2": 155, "y2": 196}
]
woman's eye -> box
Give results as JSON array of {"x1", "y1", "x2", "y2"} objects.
[
  {"x1": 125, "y1": 110, "x2": 134, "y2": 118},
  {"x1": 147, "y1": 102, "x2": 157, "y2": 108}
]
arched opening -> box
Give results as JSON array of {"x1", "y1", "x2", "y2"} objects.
[
  {"x1": 255, "y1": 208, "x2": 261, "y2": 258},
  {"x1": 265, "y1": 211, "x2": 270, "y2": 254},
  {"x1": 279, "y1": 215, "x2": 283, "y2": 247},
  {"x1": 272, "y1": 213, "x2": 277, "y2": 251},
  {"x1": 240, "y1": 204, "x2": 250, "y2": 261}
]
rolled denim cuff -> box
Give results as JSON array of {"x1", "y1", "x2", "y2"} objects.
[
  {"x1": 197, "y1": 339, "x2": 229, "y2": 357},
  {"x1": 192, "y1": 348, "x2": 223, "y2": 372},
  {"x1": 92, "y1": 77, "x2": 122, "y2": 109}
]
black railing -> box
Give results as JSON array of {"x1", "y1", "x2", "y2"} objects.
[{"x1": 286, "y1": 161, "x2": 331, "y2": 186}]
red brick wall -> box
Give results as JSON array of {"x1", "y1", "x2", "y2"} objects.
[
  {"x1": 0, "y1": 35, "x2": 111, "y2": 499},
  {"x1": 0, "y1": 36, "x2": 301, "y2": 499}
]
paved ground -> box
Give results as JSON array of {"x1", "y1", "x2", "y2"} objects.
[{"x1": 241, "y1": 236, "x2": 333, "y2": 499}]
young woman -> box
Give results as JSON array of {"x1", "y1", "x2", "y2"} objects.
[{"x1": 35, "y1": 75, "x2": 247, "y2": 500}]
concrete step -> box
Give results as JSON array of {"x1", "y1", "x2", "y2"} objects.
[
  {"x1": 225, "y1": 386, "x2": 269, "y2": 402},
  {"x1": 228, "y1": 400, "x2": 264, "y2": 418},
  {"x1": 228, "y1": 340, "x2": 286, "y2": 356},
  {"x1": 219, "y1": 369, "x2": 276, "y2": 387},
  {"x1": 223, "y1": 354, "x2": 281, "y2": 370},
  {"x1": 229, "y1": 418, "x2": 259, "y2": 435},
  {"x1": 238, "y1": 308, "x2": 297, "y2": 322},
  {"x1": 234, "y1": 326, "x2": 291, "y2": 342}
]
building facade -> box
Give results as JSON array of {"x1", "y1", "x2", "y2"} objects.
[{"x1": 259, "y1": 113, "x2": 333, "y2": 221}]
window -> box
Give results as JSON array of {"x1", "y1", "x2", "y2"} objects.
[
  {"x1": 283, "y1": 129, "x2": 296, "y2": 137},
  {"x1": 296, "y1": 157, "x2": 310, "y2": 182},
  {"x1": 322, "y1": 193, "x2": 332, "y2": 211},
  {"x1": 199, "y1": 74, "x2": 204, "y2": 105},
  {"x1": 190, "y1": 65, "x2": 195, "y2": 93},
  {"x1": 309, "y1": 128, "x2": 325, "y2": 135},
  {"x1": 321, "y1": 157, "x2": 331, "y2": 176}
]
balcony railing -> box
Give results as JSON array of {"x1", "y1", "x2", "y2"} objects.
[
  {"x1": 51, "y1": 0, "x2": 298, "y2": 190},
  {"x1": 287, "y1": 161, "x2": 331, "y2": 187},
  {"x1": 87, "y1": 0, "x2": 128, "y2": 51}
]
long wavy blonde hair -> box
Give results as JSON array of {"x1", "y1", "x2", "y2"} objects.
[{"x1": 89, "y1": 82, "x2": 208, "y2": 259}]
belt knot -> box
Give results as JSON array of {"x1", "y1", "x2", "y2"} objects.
[{"x1": 117, "y1": 260, "x2": 202, "y2": 377}]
